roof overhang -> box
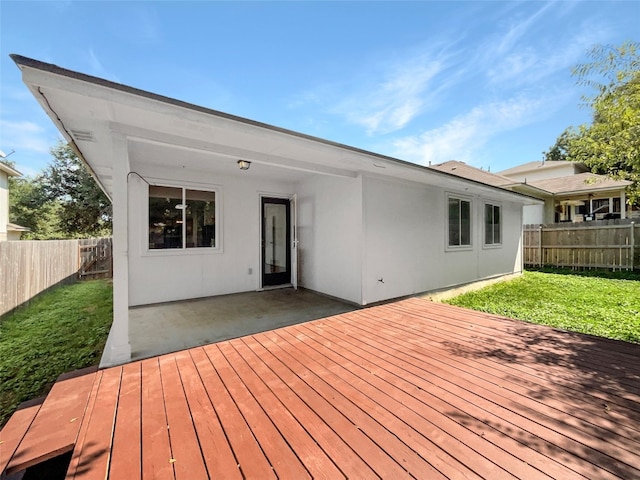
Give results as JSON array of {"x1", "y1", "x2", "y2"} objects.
[
  {"x1": 0, "y1": 162, "x2": 21, "y2": 177},
  {"x1": 550, "y1": 186, "x2": 630, "y2": 196},
  {"x1": 11, "y1": 54, "x2": 541, "y2": 206},
  {"x1": 7, "y1": 223, "x2": 30, "y2": 232}
]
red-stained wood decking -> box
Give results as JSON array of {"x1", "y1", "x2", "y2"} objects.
[
  {"x1": 3, "y1": 298, "x2": 640, "y2": 479},
  {"x1": 0, "y1": 397, "x2": 42, "y2": 474},
  {"x1": 2, "y1": 367, "x2": 97, "y2": 475}
]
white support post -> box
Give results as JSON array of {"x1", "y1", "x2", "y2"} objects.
[
  {"x1": 100, "y1": 134, "x2": 131, "y2": 367},
  {"x1": 621, "y1": 191, "x2": 627, "y2": 219}
]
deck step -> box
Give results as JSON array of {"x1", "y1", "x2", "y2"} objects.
[
  {"x1": 0, "y1": 397, "x2": 44, "y2": 475},
  {"x1": 3, "y1": 366, "x2": 98, "y2": 475}
]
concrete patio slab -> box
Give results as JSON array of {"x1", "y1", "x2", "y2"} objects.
[{"x1": 129, "y1": 288, "x2": 357, "y2": 360}]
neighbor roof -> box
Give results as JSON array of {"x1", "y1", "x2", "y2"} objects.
[
  {"x1": 498, "y1": 160, "x2": 589, "y2": 176},
  {"x1": 528, "y1": 172, "x2": 631, "y2": 195},
  {"x1": 429, "y1": 160, "x2": 518, "y2": 188}
]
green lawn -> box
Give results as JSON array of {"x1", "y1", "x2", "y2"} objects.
[
  {"x1": 0, "y1": 280, "x2": 113, "y2": 427},
  {"x1": 445, "y1": 270, "x2": 640, "y2": 344}
]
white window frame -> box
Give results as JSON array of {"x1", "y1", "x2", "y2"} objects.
[
  {"x1": 446, "y1": 193, "x2": 473, "y2": 251},
  {"x1": 145, "y1": 182, "x2": 222, "y2": 256},
  {"x1": 483, "y1": 202, "x2": 503, "y2": 248}
]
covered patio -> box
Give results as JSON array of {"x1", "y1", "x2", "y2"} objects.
[
  {"x1": 127, "y1": 288, "x2": 358, "y2": 361},
  {"x1": 2, "y1": 298, "x2": 639, "y2": 479}
]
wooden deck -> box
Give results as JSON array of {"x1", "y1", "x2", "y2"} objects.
[{"x1": 3, "y1": 298, "x2": 640, "y2": 479}]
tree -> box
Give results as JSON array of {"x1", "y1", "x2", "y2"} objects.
[
  {"x1": 8, "y1": 142, "x2": 112, "y2": 239},
  {"x1": 542, "y1": 128, "x2": 580, "y2": 162},
  {"x1": 544, "y1": 41, "x2": 640, "y2": 203},
  {"x1": 41, "y1": 142, "x2": 112, "y2": 237},
  {"x1": 8, "y1": 172, "x2": 63, "y2": 239}
]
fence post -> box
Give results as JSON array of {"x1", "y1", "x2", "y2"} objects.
[
  {"x1": 538, "y1": 225, "x2": 543, "y2": 267},
  {"x1": 631, "y1": 222, "x2": 635, "y2": 271}
]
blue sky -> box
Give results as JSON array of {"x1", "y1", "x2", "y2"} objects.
[{"x1": 1, "y1": 1, "x2": 638, "y2": 177}]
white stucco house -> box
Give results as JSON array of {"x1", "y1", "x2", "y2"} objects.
[
  {"x1": 0, "y1": 161, "x2": 30, "y2": 241},
  {"x1": 12, "y1": 55, "x2": 541, "y2": 366}
]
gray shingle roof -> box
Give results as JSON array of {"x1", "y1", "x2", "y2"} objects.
[
  {"x1": 528, "y1": 172, "x2": 631, "y2": 194},
  {"x1": 429, "y1": 160, "x2": 517, "y2": 188}
]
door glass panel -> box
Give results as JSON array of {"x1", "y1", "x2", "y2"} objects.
[{"x1": 264, "y1": 204, "x2": 288, "y2": 274}]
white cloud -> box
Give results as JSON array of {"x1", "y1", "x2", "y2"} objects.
[
  {"x1": 492, "y1": 2, "x2": 555, "y2": 57},
  {"x1": 482, "y1": 6, "x2": 612, "y2": 88},
  {"x1": 334, "y1": 54, "x2": 448, "y2": 135},
  {"x1": 0, "y1": 120, "x2": 52, "y2": 154},
  {"x1": 391, "y1": 95, "x2": 553, "y2": 166},
  {"x1": 87, "y1": 49, "x2": 120, "y2": 83}
]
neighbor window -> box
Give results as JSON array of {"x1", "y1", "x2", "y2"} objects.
[
  {"x1": 484, "y1": 203, "x2": 501, "y2": 245},
  {"x1": 148, "y1": 185, "x2": 217, "y2": 250},
  {"x1": 448, "y1": 197, "x2": 471, "y2": 247}
]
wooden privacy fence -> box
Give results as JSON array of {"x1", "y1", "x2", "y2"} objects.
[
  {"x1": 523, "y1": 220, "x2": 638, "y2": 271},
  {"x1": 0, "y1": 237, "x2": 112, "y2": 317}
]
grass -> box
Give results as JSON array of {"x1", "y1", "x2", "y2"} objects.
[
  {"x1": 445, "y1": 269, "x2": 640, "y2": 344},
  {"x1": 0, "y1": 280, "x2": 113, "y2": 427}
]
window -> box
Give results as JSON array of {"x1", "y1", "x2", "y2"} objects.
[
  {"x1": 484, "y1": 203, "x2": 501, "y2": 245},
  {"x1": 148, "y1": 185, "x2": 217, "y2": 250},
  {"x1": 591, "y1": 198, "x2": 609, "y2": 213},
  {"x1": 448, "y1": 197, "x2": 471, "y2": 247}
]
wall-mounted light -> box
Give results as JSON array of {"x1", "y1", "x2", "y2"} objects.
[{"x1": 237, "y1": 160, "x2": 251, "y2": 170}]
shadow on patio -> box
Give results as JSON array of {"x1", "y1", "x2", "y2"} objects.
[{"x1": 128, "y1": 288, "x2": 358, "y2": 361}]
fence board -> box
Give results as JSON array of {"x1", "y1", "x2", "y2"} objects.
[
  {"x1": 523, "y1": 220, "x2": 638, "y2": 271},
  {"x1": 0, "y1": 237, "x2": 112, "y2": 317}
]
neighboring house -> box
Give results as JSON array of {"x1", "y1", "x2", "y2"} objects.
[
  {"x1": 499, "y1": 160, "x2": 632, "y2": 224},
  {"x1": 0, "y1": 161, "x2": 29, "y2": 241},
  {"x1": 431, "y1": 160, "x2": 633, "y2": 224},
  {"x1": 12, "y1": 55, "x2": 541, "y2": 366}
]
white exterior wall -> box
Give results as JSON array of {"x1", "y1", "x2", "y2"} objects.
[
  {"x1": 125, "y1": 164, "x2": 525, "y2": 308},
  {"x1": 523, "y1": 204, "x2": 545, "y2": 225},
  {"x1": 127, "y1": 164, "x2": 296, "y2": 306},
  {"x1": 362, "y1": 176, "x2": 524, "y2": 305},
  {"x1": 505, "y1": 164, "x2": 578, "y2": 183},
  {"x1": 0, "y1": 171, "x2": 8, "y2": 241},
  {"x1": 297, "y1": 175, "x2": 363, "y2": 304}
]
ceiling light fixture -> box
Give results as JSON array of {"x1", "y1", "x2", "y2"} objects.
[{"x1": 237, "y1": 160, "x2": 251, "y2": 170}]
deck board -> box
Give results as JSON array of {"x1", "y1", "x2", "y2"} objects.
[
  {"x1": 306, "y1": 313, "x2": 605, "y2": 480},
  {"x1": 218, "y1": 341, "x2": 346, "y2": 479},
  {"x1": 158, "y1": 355, "x2": 209, "y2": 480},
  {"x1": 355, "y1": 306, "x2": 640, "y2": 447},
  {"x1": 66, "y1": 367, "x2": 121, "y2": 480},
  {"x1": 237, "y1": 337, "x2": 385, "y2": 480},
  {"x1": 173, "y1": 350, "x2": 242, "y2": 479},
  {"x1": 6, "y1": 366, "x2": 97, "y2": 474},
  {"x1": 140, "y1": 358, "x2": 173, "y2": 480},
  {"x1": 108, "y1": 362, "x2": 142, "y2": 480},
  {"x1": 3, "y1": 297, "x2": 640, "y2": 479},
  {"x1": 282, "y1": 324, "x2": 522, "y2": 480},
  {"x1": 189, "y1": 347, "x2": 276, "y2": 479},
  {"x1": 0, "y1": 398, "x2": 42, "y2": 474},
  {"x1": 204, "y1": 343, "x2": 312, "y2": 479}
]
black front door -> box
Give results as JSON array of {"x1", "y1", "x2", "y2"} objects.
[{"x1": 261, "y1": 197, "x2": 291, "y2": 287}]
